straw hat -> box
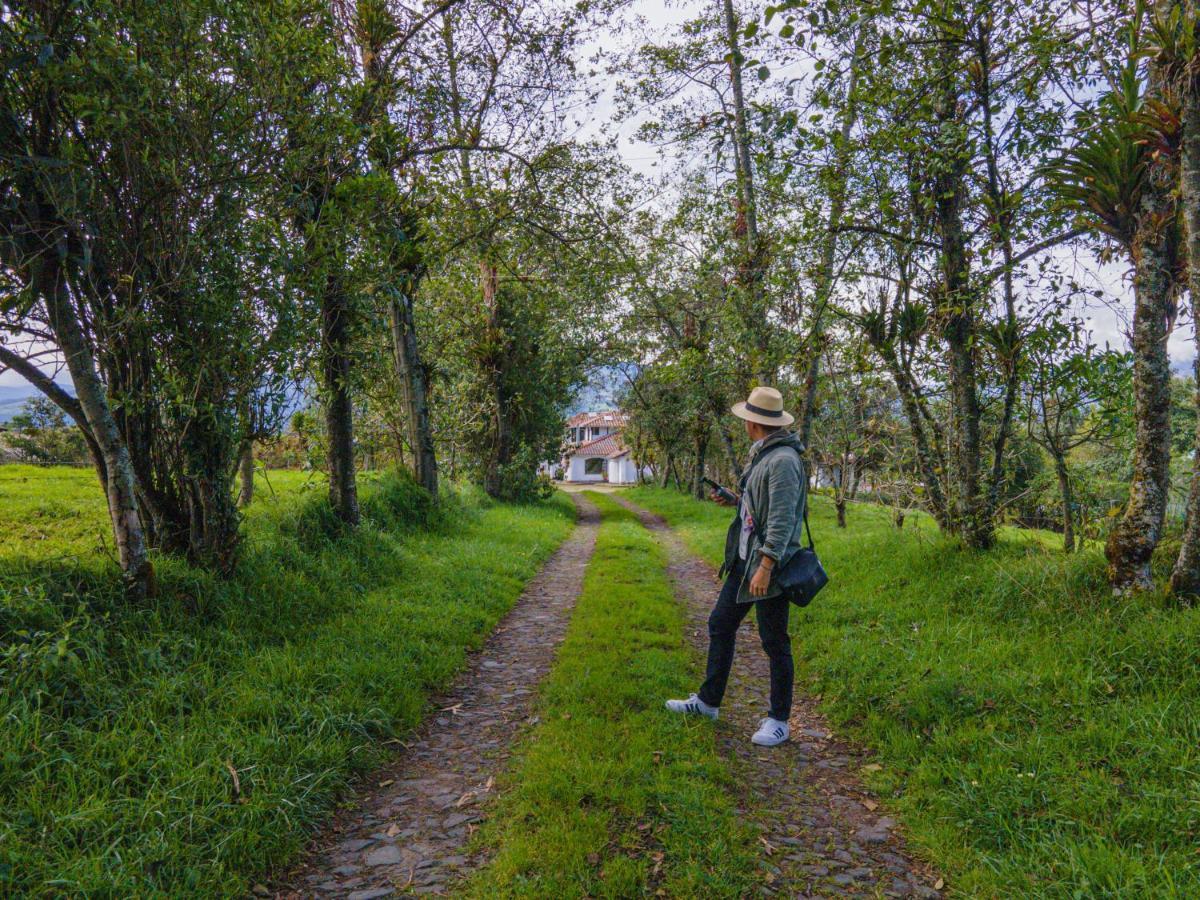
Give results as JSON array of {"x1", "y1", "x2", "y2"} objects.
[{"x1": 731, "y1": 386, "x2": 795, "y2": 427}]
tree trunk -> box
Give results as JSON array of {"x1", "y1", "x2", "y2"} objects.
[
  {"x1": 40, "y1": 254, "x2": 154, "y2": 597},
  {"x1": 237, "y1": 440, "x2": 255, "y2": 508},
  {"x1": 875, "y1": 341, "x2": 952, "y2": 530},
  {"x1": 388, "y1": 286, "x2": 438, "y2": 496},
  {"x1": 479, "y1": 259, "x2": 513, "y2": 499},
  {"x1": 321, "y1": 272, "x2": 359, "y2": 526},
  {"x1": 1106, "y1": 58, "x2": 1178, "y2": 591},
  {"x1": 976, "y1": 21, "x2": 1022, "y2": 525},
  {"x1": 721, "y1": 0, "x2": 758, "y2": 252},
  {"x1": 692, "y1": 429, "x2": 709, "y2": 500},
  {"x1": 932, "y1": 43, "x2": 990, "y2": 549},
  {"x1": 1173, "y1": 72, "x2": 1200, "y2": 597},
  {"x1": 797, "y1": 31, "x2": 862, "y2": 448},
  {"x1": 358, "y1": 20, "x2": 438, "y2": 500},
  {"x1": 660, "y1": 452, "x2": 673, "y2": 488},
  {"x1": 835, "y1": 498, "x2": 846, "y2": 528},
  {"x1": 1053, "y1": 453, "x2": 1075, "y2": 554},
  {"x1": 720, "y1": 0, "x2": 772, "y2": 383}
]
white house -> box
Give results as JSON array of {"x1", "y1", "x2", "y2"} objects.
[
  {"x1": 564, "y1": 410, "x2": 626, "y2": 445},
  {"x1": 559, "y1": 411, "x2": 646, "y2": 485}
]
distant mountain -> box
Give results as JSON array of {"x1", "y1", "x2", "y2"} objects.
[
  {"x1": 568, "y1": 363, "x2": 640, "y2": 415},
  {"x1": 0, "y1": 379, "x2": 313, "y2": 427},
  {"x1": 0, "y1": 383, "x2": 75, "y2": 424}
]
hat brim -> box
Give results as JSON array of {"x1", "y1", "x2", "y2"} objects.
[{"x1": 731, "y1": 401, "x2": 794, "y2": 427}]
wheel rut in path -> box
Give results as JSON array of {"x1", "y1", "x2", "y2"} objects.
[
  {"x1": 614, "y1": 496, "x2": 944, "y2": 899},
  {"x1": 277, "y1": 494, "x2": 600, "y2": 899}
]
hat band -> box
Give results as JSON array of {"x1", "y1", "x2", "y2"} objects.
[{"x1": 745, "y1": 401, "x2": 782, "y2": 418}]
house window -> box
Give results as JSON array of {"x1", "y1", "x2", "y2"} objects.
[{"x1": 584, "y1": 458, "x2": 604, "y2": 476}]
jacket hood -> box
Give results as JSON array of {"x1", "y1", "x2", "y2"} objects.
[{"x1": 757, "y1": 429, "x2": 805, "y2": 456}]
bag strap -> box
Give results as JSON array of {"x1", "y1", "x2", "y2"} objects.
[{"x1": 746, "y1": 444, "x2": 814, "y2": 552}]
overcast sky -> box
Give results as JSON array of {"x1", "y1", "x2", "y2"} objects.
[
  {"x1": 591, "y1": 0, "x2": 1195, "y2": 373},
  {"x1": 2, "y1": 1, "x2": 1192, "y2": 389}
]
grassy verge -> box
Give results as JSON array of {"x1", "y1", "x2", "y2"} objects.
[
  {"x1": 625, "y1": 485, "x2": 1200, "y2": 897},
  {"x1": 0, "y1": 465, "x2": 575, "y2": 896},
  {"x1": 466, "y1": 492, "x2": 758, "y2": 898}
]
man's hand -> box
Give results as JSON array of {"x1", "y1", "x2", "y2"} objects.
[
  {"x1": 710, "y1": 489, "x2": 739, "y2": 507},
  {"x1": 749, "y1": 558, "x2": 774, "y2": 597}
]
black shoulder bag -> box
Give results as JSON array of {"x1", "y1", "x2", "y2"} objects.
[{"x1": 750, "y1": 448, "x2": 829, "y2": 608}]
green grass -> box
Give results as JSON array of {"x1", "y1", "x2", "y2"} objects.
[
  {"x1": 0, "y1": 464, "x2": 575, "y2": 897},
  {"x1": 625, "y1": 485, "x2": 1200, "y2": 898},
  {"x1": 466, "y1": 492, "x2": 758, "y2": 898}
]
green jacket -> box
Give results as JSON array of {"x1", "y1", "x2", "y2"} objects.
[{"x1": 720, "y1": 430, "x2": 808, "y2": 604}]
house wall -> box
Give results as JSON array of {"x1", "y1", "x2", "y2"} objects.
[
  {"x1": 567, "y1": 456, "x2": 605, "y2": 482},
  {"x1": 607, "y1": 456, "x2": 639, "y2": 484},
  {"x1": 568, "y1": 425, "x2": 618, "y2": 444}
]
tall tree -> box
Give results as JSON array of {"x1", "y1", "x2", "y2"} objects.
[
  {"x1": 1054, "y1": 16, "x2": 1182, "y2": 590},
  {"x1": 1152, "y1": 1, "x2": 1200, "y2": 596}
]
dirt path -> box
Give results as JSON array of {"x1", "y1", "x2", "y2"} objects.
[
  {"x1": 278, "y1": 494, "x2": 600, "y2": 899},
  {"x1": 614, "y1": 496, "x2": 944, "y2": 899}
]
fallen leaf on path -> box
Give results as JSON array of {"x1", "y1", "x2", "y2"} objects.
[
  {"x1": 379, "y1": 778, "x2": 395, "y2": 787},
  {"x1": 862, "y1": 763, "x2": 883, "y2": 773},
  {"x1": 442, "y1": 703, "x2": 463, "y2": 714},
  {"x1": 935, "y1": 878, "x2": 945, "y2": 890},
  {"x1": 759, "y1": 836, "x2": 776, "y2": 855},
  {"x1": 862, "y1": 799, "x2": 878, "y2": 811},
  {"x1": 455, "y1": 791, "x2": 475, "y2": 807},
  {"x1": 485, "y1": 776, "x2": 495, "y2": 791},
  {"x1": 386, "y1": 823, "x2": 401, "y2": 837}
]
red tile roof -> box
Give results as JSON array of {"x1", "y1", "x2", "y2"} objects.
[
  {"x1": 573, "y1": 433, "x2": 630, "y2": 459},
  {"x1": 567, "y1": 410, "x2": 628, "y2": 431}
]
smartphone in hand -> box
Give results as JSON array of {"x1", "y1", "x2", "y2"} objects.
[{"x1": 702, "y1": 477, "x2": 738, "y2": 505}]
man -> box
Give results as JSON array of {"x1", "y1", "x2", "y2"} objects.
[{"x1": 665, "y1": 386, "x2": 807, "y2": 747}]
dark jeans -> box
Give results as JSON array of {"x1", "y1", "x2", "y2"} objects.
[{"x1": 697, "y1": 557, "x2": 794, "y2": 721}]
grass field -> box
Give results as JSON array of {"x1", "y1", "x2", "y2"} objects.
[
  {"x1": 466, "y1": 493, "x2": 758, "y2": 898},
  {"x1": 0, "y1": 465, "x2": 575, "y2": 896},
  {"x1": 626, "y1": 486, "x2": 1200, "y2": 897}
]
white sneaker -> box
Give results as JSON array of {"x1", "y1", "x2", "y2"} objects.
[
  {"x1": 665, "y1": 693, "x2": 719, "y2": 720},
  {"x1": 751, "y1": 717, "x2": 790, "y2": 746}
]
